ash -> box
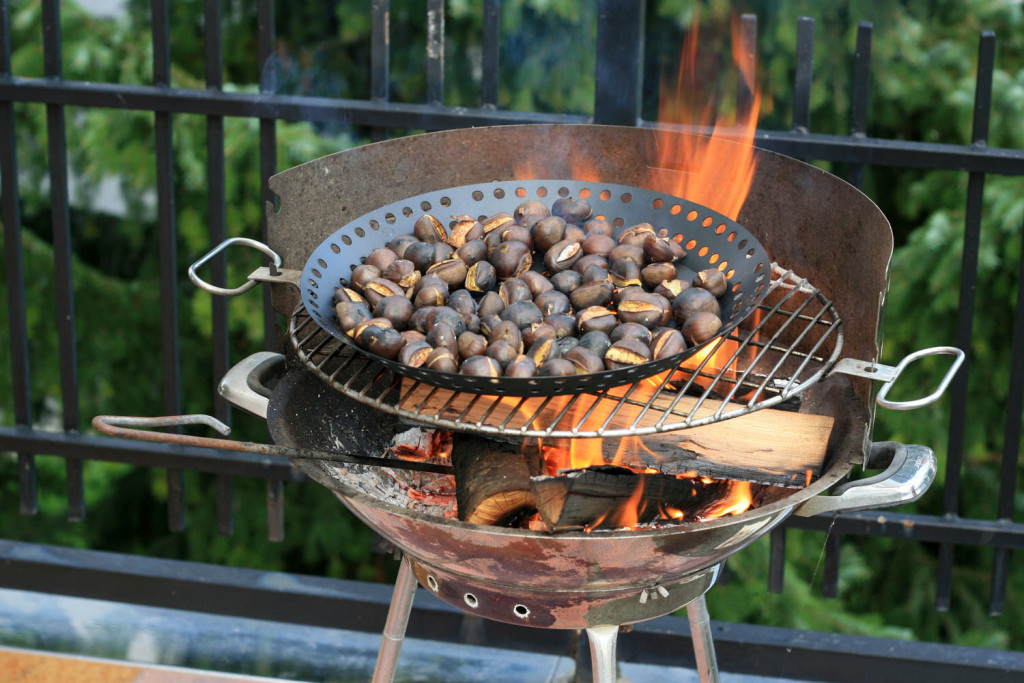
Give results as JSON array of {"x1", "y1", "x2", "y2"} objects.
[{"x1": 309, "y1": 428, "x2": 457, "y2": 518}]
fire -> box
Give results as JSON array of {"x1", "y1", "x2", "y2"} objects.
[
  {"x1": 508, "y1": 14, "x2": 764, "y2": 530},
  {"x1": 647, "y1": 12, "x2": 761, "y2": 220}
]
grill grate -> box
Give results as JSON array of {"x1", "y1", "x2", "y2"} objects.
[{"x1": 290, "y1": 266, "x2": 842, "y2": 439}]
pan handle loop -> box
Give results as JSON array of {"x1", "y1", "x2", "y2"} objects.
[
  {"x1": 875, "y1": 346, "x2": 965, "y2": 411},
  {"x1": 188, "y1": 237, "x2": 283, "y2": 296}
]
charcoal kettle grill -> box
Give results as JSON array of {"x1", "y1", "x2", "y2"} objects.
[{"x1": 95, "y1": 124, "x2": 964, "y2": 682}]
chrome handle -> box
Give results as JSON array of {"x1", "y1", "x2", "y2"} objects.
[
  {"x1": 188, "y1": 237, "x2": 285, "y2": 296},
  {"x1": 217, "y1": 351, "x2": 285, "y2": 419},
  {"x1": 875, "y1": 346, "x2": 965, "y2": 411},
  {"x1": 793, "y1": 442, "x2": 936, "y2": 517},
  {"x1": 830, "y1": 345, "x2": 965, "y2": 411}
]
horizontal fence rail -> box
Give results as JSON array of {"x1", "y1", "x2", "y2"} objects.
[{"x1": 0, "y1": 0, "x2": 1022, "y2": 664}]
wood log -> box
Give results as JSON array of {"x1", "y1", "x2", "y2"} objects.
[
  {"x1": 530, "y1": 466, "x2": 738, "y2": 531},
  {"x1": 451, "y1": 435, "x2": 543, "y2": 526},
  {"x1": 398, "y1": 378, "x2": 834, "y2": 486}
]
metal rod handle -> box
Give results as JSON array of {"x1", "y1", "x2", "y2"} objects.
[
  {"x1": 686, "y1": 594, "x2": 721, "y2": 683},
  {"x1": 91, "y1": 414, "x2": 454, "y2": 476},
  {"x1": 875, "y1": 345, "x2": 965, "y2": 411},
  {"x1": 188, "y1": 236, "x2": 283, "y2": 296},
  {"x1": 585, "y1": 624, "x2": 619, "y2": 683}
]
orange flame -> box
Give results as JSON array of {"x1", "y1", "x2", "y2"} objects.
[{"x1": 648, "y1": 13, "x2": 760, "y2": 220}]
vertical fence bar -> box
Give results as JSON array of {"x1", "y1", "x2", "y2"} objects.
[
  {"x1": 267, "y1": 478, "x2": 284, "y2": 542},
  {"x1": 937, "y1": 31, "x2": 994, "y2": 612},
  {"x1": 152, "y1": 0, "x2": 185, "y2": 532},
  {"x1": 594, "y1": 0, "x2": 644, "y2": 126},
  {"x1": 767, "y1": 527, "x2": 786, "y2": 593},
  {"x1": 370, "y1": 0, "x2": 390, "y2": 142},
  {"x1": 847, "y1": 22, "x2": 872, "y2": 189},
  {"x1": 426, "y1": 0, "x2": 445, "y2": 106},
  {"x1": 42, "y1": 0, "x2": 84, "y2": 522},
  {"x1": 736, "y1": 14, "x2": 757, "y2": 118},
  {"x1": 990, "y1": 216, "x2": 1024, "y2": 615},
  {"x1": 793, "y1": 17, "x2": 814, "y2": 133},
  {"x1": 481, "y1": 0, "x2": 500, "y2": 108},
  {"x1": 258, "y1": 0, "x2": 277, "y2": 352},
  {"x1": 205, "y1": 0, "x2": 233, "y2": 537},
  {"x1": 0, "y1": 0, "x2": 37, "y2": 515}
]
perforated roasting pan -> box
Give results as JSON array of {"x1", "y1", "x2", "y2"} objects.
[{"x1": 192, "y1": 177, "x2": 771, "y2": 396}]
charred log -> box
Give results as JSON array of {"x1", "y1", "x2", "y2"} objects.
[
  {"x1": 530, "y1": 466, "x2": 737, "y2": 532},
  {"x1": 452, "y1": 435, "x2": 544, "y2": 526}
]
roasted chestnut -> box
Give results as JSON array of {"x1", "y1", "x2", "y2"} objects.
[
  {"x1": 481, "y1": 212, "x2": 514, "y2": 235},
  {"x1": 563, "y1": 346, "x2": 604, "y2": 375},
  {"x1": 466, "y1": 260, "x2": 497, "y2": 293},
  {"x1": 693, "y1": 268, "x2": 728, "y2": 297},
  {"x1": 682, "y1": 311, "x2": 723, "y2": 345},
  {"x1": 456, "y1": 239, "x2": 487, "y2": 266},
  {"x1": 501, "y1": 300, "x2": 544, "y2": 329},
  {"x1": 460, "y1": 355, "x2": 502, "y2": 377},
  {"x1": 447, "y1": 289, "x2": 477, "y2": 317},
  {"x1": 357, "y1": 324, "x2": 406, "y2": 360},
  {"x1": 425, "y1": 347, "x2": 458, "y2": 373},
  {"x1": 569, "y1": 281, "x2": 614, "y2": 310},
  {"x1": 522, "y1": 322, "x2": 557, "y2": 348},
  {"x1": 610, "y1": 322, "x2": 652, "y2": 345},
  {"x1": 532, "y1": 216, "x2": 567, "y2": 252},
  {"x1": 538, "y1": 358, "x2": 576, "y2": 376},
  {"x1": 617, "y1": 222, "x2": 656, "y2": 246},
  {"x1": 350, "y1": 264, "x2": 381, "y2": 291},
  {"x1": 609, "y1": 259, "x2": 642, "y2": 288},
  {"x1": 550, "y1": 269, "x2": 583, "y2": 295},
  {"x1": 604, "y1": 339, "x2": 652, "y2": 369},
  {"x1": 505, "y1": 355, "x2": 537, "y2": 378},
  {"x1": 488, "y1": 320, "x2": 523, "y2": 353},
  {"x1": 399, "y1": 340, "x2": 433, "y2": 367},
  {"x1": 534, "y1": 290, "x2": 571, "y2": 317},
  {"x1": 374, "y1": 295, "x2": 414, "y2": 328},
  {"x1": 414, "y1": 214, "x2": 447, "y2": 243},
  {"x1": 513, "y1": 200, "x2": 549, "y2": 223},
  {"x1": 641, "y1": 262, "x2": 678, "y2": 289},
  {"x1": 335, "y1": 301, "x2": 372, "y2": 336},
  {"x1": 582, "y1": 218, "x2": 614, "y2": 237},
  {"x1": 643, "y1": 234, "x2": 686, "y2": 263},
  {"x1": 499, "y1": 277, "x2": 533, "y2": 307},
  {"x1": 449, "y1": 217, "x2": 485, "y2": 247},
  {"x1": 526, "y1": 336, "x2": 559, "y2": 366},
  {"x1": 578, "y1": 330, "x2": 612, "y2": 357},
  {"x1": 430, "y1": 306, "x2": 468, "y2": 336},
  {"x1": 403, "y1": 241, "x2": 436, "y2": 273},
  {"x1": 576, "y1": 306, "x2": 617, "y2": 335},
  {"x1": 672, "y1": 288, "x2": 720, "y2": 324},
  {"x1": 581, "y1": 233, "x2": 616, "y2": 257},
  {"x1": 490, "y1": 240, "x2": 532, "y2": 280},
  {"x1": 618, "y1": 292, "x2": 670, "y2": 329},
  {"x1": 386, "y1": 235, "x2": 418, "y2": 259},
  {"x1": 426, "y1": 321, "x2": 458, "y2": 356},
  {"x1": 551, "y1": 196, "x2": 592, "y2": 224},
  {"x1": 655, "y1": 278, "x2": 690, "y2": 300},
  {"x1": 544, "y1": 313, "x2": 576, "y2": 339},
  {"x1": 486, "y1": 339, "x2": 519, "y2": 368},
  {"x1": 544, "y1": 239, "x2": 583, "y2": 273},
  {"x1": 365, "y1": 247, "x2": 398, "y2": 271},
  {"x1": 521, "y1": 270, "x2": 554, "y2": 298},
  {"x1": 362, "y1": 278, "x2": 405, "y2": 307},
  {"x1": 651, "y1": 328, "x2": 686, "y2": 360}
]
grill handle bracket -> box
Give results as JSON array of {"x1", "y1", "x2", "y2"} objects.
[
  {"x1": 793, "y1": 441, "x2": 935, "y2": 517},
  {"x1": 189, "y1": 237, "x2": 299, "y2": 296},
  {"x1": 830, "y1": 345, "x2": 965, "y2": 411}
]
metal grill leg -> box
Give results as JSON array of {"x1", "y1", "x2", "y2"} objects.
[
  {"x1": 585, "y1": 624, "x2": 619, "y2": 683},
  {"x1": 686, "y1": 594, "x2": 721, "y2": 683},
  {"x1": 372, "y1": 554, "x2": 418, "y2": 683}
]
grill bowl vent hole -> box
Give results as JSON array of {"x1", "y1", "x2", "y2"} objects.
[
  {"x1": 464, "y1": 593, "x2": 479, "y2": 609},
  {"x1": 513, "y1": 604, "x2": 530, "y2": 619},
  {"x1": 426, "y1": 575, "x2": 439, "y2": 592}
]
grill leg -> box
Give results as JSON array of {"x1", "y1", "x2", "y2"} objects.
[
  {"x1": 585, "y1": 624, "x2": 619, "y2": 683},
  {"x1": 372, "y1": 554, "x2": 418, "y2": 683},
  {"x1": 686, "y1": 594, "x2": 720, "y2": 683}
]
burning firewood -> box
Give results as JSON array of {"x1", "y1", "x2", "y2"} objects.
[
  {"x1": 451, "y1": 435, "x2": 544, "y2": 526},
  {"x1": 530, "y1": 466, "x2": 749, "y2": 532}
]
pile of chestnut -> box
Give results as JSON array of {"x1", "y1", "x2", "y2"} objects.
[{"x1": 333, "y1": 195, "x2": 728, "y2": 379}]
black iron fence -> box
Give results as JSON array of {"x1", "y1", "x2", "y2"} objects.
[{"x1": 1, "y1": 0, "x2": 1024, "y2": 678}]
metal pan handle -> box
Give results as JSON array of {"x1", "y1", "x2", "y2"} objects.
[
  {"x1": 793, "y1": 441, "x2": 935, "y2": 517},
  {"x1": 830, "y1": 345, "x2": 965, "y2": 411},
  {"x1": 875, "y1": 346, "x2": 965, "y2": 411},
  {"x1": 188, "y1": 237, "x2": 298, "y2": 296}
]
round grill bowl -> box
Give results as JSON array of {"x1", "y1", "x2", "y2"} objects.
[{"x1": 301, "y1": 179, "x2": 771, "y2": 396}]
